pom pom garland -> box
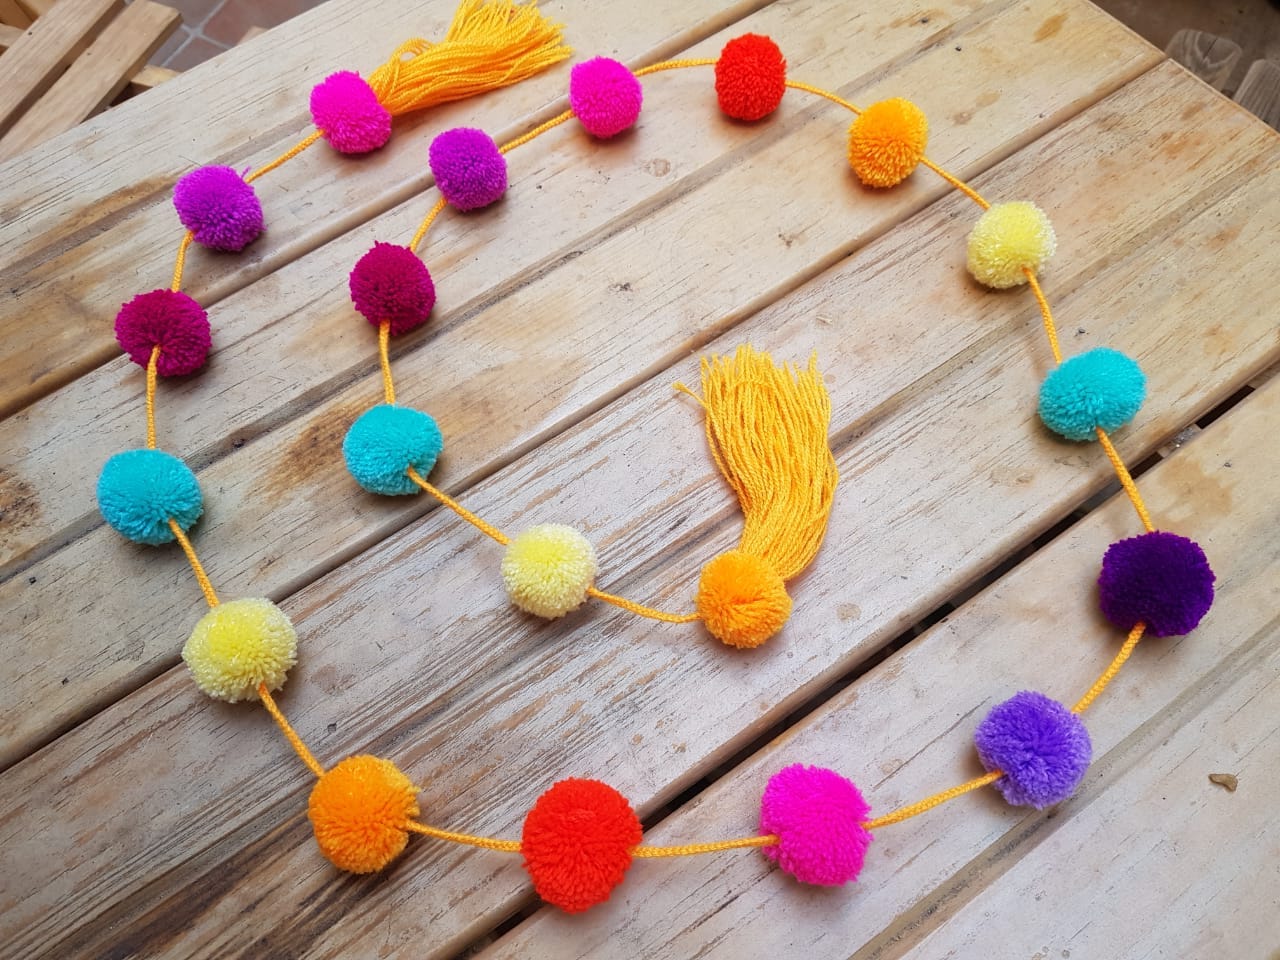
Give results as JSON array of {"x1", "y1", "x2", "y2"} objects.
[
  {"x1": 847, "y1": 98, "x2": 929, "y2": 188},
  {"x1": 501, "y1": 524, "x2": 598, "y2": 618},
  {"x1": 714, "y1": 33, "x2": 787, "y2": 120},
  {"x1": 570, "y1": 56, "x2": 644, "y2": 138},
  {"x1": 428, "y1": 127, "x2": 509, "y2": 211},
  {"x1": 966, "y1": 201, "x2": 1057, "y2": 288},
  {"x1": 309, "y1": 71, "x2": 393, "y2": 154},
  {"x1": 181, "y1": 597, "x2": 298, "y2": 702},
  {"x1": 1098, "y1": 531, "x2": 1215, "y2": 637},
  {"x1": 308, "y1": 755, "x2": 420, "y2": 873},
  {"x1": 974, "y1": 691, "x2": 1092, "y2": 808},
  {"x1": 1039, "y1": 347, "x2": 1146, "y2": 440},
  {"x1": 114, "y1": 289, "x2": 211, "y2": 376},
  {"x1": 97, "y1": 448, "x2": 203, "y2": 544},
  {"x1": 349, "y1": 242, "x2": 437, "y2": 335},
  {"x1": 760, "y1": 765, "x2": 873, "y2": 885},
  {"x1": 173, "y1": 166, "x2": 264, "y2": 251},
  {"x1": 343, "y1": 404, "x2": 444, "y2": 495},
  {"x1": 521, "y1": 778, "x2": 642, "y2": 913}
]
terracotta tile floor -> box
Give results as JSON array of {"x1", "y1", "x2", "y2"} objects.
[{"x1": 150, "y1": 0, "x2": 328, "y2": 71}]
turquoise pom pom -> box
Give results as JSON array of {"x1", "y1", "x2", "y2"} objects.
[
  {"x1": 97, "y1": 448, "x2": 203, "y2": 544},
  {"x1": 1038, "y1": 348, "x2": 1146, "y2": 441},
  {"x1": 343, "y1": 404, "x2": 443, "y2": 495}
]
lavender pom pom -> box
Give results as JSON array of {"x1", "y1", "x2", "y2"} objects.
[{"x1": 975, "y1": 691, "x2": 1091, "y2": 808}]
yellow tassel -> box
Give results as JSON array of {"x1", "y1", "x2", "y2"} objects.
[
  {"x1": 367, "y1": 0, "x2": 571, "y2": 117},
  {"x1": 677, "y1": 346, "x2": 839, "y2": 648}
]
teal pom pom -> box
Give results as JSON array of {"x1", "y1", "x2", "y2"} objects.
[
  {"x1": 1038, "y1": 348, "x2": 1146, "y2": 441},
  {"x1": 97, "y1": 449, "x2": 203, "y2": 544},
  {"x1": 343, "y1": 404, "x2": 443, "y2": 495}
]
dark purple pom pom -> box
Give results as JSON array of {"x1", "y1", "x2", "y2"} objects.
[
  {"x1": 348, "y1": 242, "x2": 436, "y2": 336},
  {"x1": 428, "y1": 127, "x2": 507, "y2": 211},
  {"x1": 114, "y1": 289, "x2": 212, "y2": 376},
  {"x1": 173, "y1": 165, "x2": 263, "y2": 252},
  {"x1": 1098, "y1": 531, "x2": 1215, "y2": 637},
  {"x1": 974, "y1": 691, "x2": 1091, "y2": 808}
]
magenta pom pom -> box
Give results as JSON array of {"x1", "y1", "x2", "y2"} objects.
[
  {"x1": 569, "y1": 57, "x2": 643, "y2": 138},
  {"x1": 114, "y1": 289, "x2": 212, "y2": 376},
  {"x1": 428, "y1": 127, "x2": 507, "y2": 211},
  {"x1": 349, "y1": 242, "x2": 436, "y2": 335},
  {"x1": 173, "y1": 165, "x2": 263, "y2": 252},
  {"x1": 310, "y1": 71, "x2": 392, "y2": 154},
  {"x1": 1098, "y1": 531, "x2": 1215, "y2": 637},
  {"x1": 759, "y1": 764, "x2": 872, "y2": 886},
  {"x1": 974, "y1": 691, "x2": 1091, "y2": 808}
]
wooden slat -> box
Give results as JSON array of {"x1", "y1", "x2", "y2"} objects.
[
  {"x1": 16, "y1": 0, "x2": 52, "y2": 16},
  {"x1": 0, "y1": 0, "x2": 180, "y2": 160},
  {"x1": 0, "y1": 0, "x2": 122, "y2": 137},
  {"x1": 0, "y1": 23, "x2": 179, "y2": 91},
  {"x1": 482, "y1": 374, "x2": 1280, "y2": 960},
  {"x1": 0, "y1": 0, "x2": 1164, "y2": 765},
  {"x1": 0, "y1": 0, "x2": 31, "y2": 28},
  {"x1": 0, "y1": 21, "x2": 23, "y2": 45},
  {"x1": 1235, "y1": 58, "x2": 1280, "y2": 129},
  {"x1": 2, "y1": 59, "x2": 1276, "y2": 958}
]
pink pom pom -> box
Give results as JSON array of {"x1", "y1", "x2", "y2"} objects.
[
  {"x1": 349, "y1": 242, "x2": 436, "y2": 335},
  {"x1": 173, "y1": 165, "x2": 263, "y2": 252},
  {"x1": 569, "y1": 57, "x2": 643, "y2": 138},
  {"x1": 428, "y1": 128, "x2": 507, "y2": 211},
  {"x1": 759, "y1": 764, "x2": 872, "y2": 886},
  {"x1": 114, "y1": 289, "x2": 212, "y2": 376},
  {"x1": 310, "y1": 71, "x2": 392, "y2": 154}
]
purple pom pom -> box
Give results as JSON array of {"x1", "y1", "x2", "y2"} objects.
[
  {"x1": 974, "y1": 691, "x2": 1091, "y2": 808},
  {"x1": 349, "y1": 242, "x2": 436, "y2": 335},
  {"x1": 114, "y1": 289, "x2": 211, "y2": 376},
  {"x1": 569, "y1": 57, "x2": 643, "y2": 138},
  {"x1": 1098, "y1": 531, "x2": 1215, "y2": 637},
  {"x1": 759, "y1": 764, "x2": 872, "y2": 885},
  {"x1": 428, "y1": 127, "x2": 507, "y2": 211},
  {"x1": 310, "y1": 71, "x2": 392, "y2": 154},
  {"x1": 173, "y1": 166, "x2": 263, "y2": 252}
]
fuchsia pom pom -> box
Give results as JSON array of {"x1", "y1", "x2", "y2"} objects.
[
  {"x1": 1098, "y1": 531, "x2": 1215, "y2": 637},
  {"x1": 428, "y1": 127, "x2": 508, "y2": 211},
  {"x1": 759, "y1": 764, "x2": 872, "y2": 886},
  {"x1": 310, "y1": 71, "x2": 392, "y2": 154},
  {"x1": 569, "y1": 57, "x2": 643, "y2": 138},
  {"x1": 173, "y1": 166, "x2": 263, "y2": 252},
  {"x1": 114, "y1": 289, "x2": 211, "y2": 376},
  {"x1": 349, "y1": 242, "x2": 436, "y2": 335}
]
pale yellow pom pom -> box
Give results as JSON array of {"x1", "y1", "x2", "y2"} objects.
[
  {"x1": 501, "y1": 524, "x2": 597, "y2": 619},
  {"x1": 966, "y1": 201, "x2": 1057, "y2": 289},
  {"x1": 182, "y1": 598, "x2": 298, "y2": 702}
]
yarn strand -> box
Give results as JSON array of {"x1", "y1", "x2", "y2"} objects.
[
  {"x1": 864, "y1": 771, "x2": 1004, "y2": 829},
  {"x1": 378, "y1": 320, "x2": 396, "y2": 404},
  {"x1": 167, "y1": 519, "x2": 219, "y2": 607},
  {"x1": 145, "y1": 346, "x2": 160, "y2": 449},
  {"x1": 245, "y1": 130, "x2": 323, "y2": 185},
  {"x1": 258, "y1": 683, "x2": 325, "y2": 778},
  {"x1": 171, "y1": 231, "x2": 193, "y2": 291},
  {"x1": 1073, "y1": 622, "x2": 1145, "y2": 713},
  {"x1": 1096, "y1": 429, "x2": 1156, "y2": 532}
]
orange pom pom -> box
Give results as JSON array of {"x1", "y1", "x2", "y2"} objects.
[
  {"x1": 308, "y1": 755, "x2": 420, "y2": 873},
  {"x1": 521, "y1": 778, "x2": 642, "y2": 913},
  {"x1": 714, "y1": 33, "x2": 786, "y2": 121},
  {"x1": 695, "y1": 549, "x2": 792, "y2": 648},
  {"x1": 847, "y1": 97, "x2": 928, "y2": 188}
]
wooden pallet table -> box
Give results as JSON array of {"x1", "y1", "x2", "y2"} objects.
[{"x1": 0, "y1": 0, "x2": 1276, "y2": 957}]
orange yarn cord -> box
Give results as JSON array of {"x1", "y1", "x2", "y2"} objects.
[
  {"x1": 257, "y1": 683, "x2": 325, "y2": 778},
  {"x1": 171, "y1": 231, "x2": 193, "y2": 291},
  {"x1": 410, "y1": 196, "x2": 448, "y2": 254},
  {"x1": 406, "y1": 821, "x2": 522, "y2": 852},
  {"x1": 378, "y1": 320, "x2": 396, "y2": 404},
  {"x1": 167, "y1": 519, "x2": 219, "y2": 608},
  {"x1": 1073, "y1": 622, "x2": 1145, "y2": 713},
  {"x1": 864, "y1": 770, "x2": 1004, "y2": 829},
  {"x1": 244, "y1": 130, "x2": 323, "y2": 185},
  {"x1": 1024, "y1": 269, "x2": 1063, "y2": 364},
  {"x1": 632, "y1": 834, "x2": 777, "y2": 857},
  {"x1": 785, "y1": 79, "x2": 862, "y2": 115},
  {"x1": 499, "y1": 107, "x2": 574, "y2": 154},
  {"x1": 1096, "y1": 428, "x2": 1156, "y2": 532},
  {"x1": 406, "y1": 467, "x2": 511, "y2": 545},
  {"x1": 145, "y1": 346, "x2": 160, "y2": 449},
  {"x1": 585, "y1": 586, "x2": 700, "y2": 624},
  {"x1": 920, "y1": 156, "x2": 991, "y2": 210},
  {"x1": 634, "y1": 57, "x2": 717, "y2": 77}
]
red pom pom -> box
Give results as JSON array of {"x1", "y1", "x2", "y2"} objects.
[
  {"x1": 714, "y1": 34, "x2": 786, "y2": 121},
  {"x1": 114, "y1": 289, "x2": 211, "y2": 376},
  {"x1": 521, "y1": 778, "x2": 642, "y2": 913},
  {"x1": 348, "y1": 242, "x2": 436, "y2": 336}
]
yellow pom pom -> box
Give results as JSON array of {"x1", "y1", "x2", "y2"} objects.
[
  {"x1": 966, "y1": 201, "x2": 1057, "y2": 288},
  {"x1": 847, "y1": 97, "x2": 928, "y2": 188},
  {"x1": 308, "y1": 755, "x2": 420, "y2": 873},
  {"x1": 695, "y1": 550, "x2": 791, "y2": 649},
  {"x1": 181, "y1": 598, "x2": 297, "y2": 702},
  {"x1": 501, "y1": 524, "x2": 597, "y2": 619}
]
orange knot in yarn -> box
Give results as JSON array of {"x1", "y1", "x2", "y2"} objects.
[
  {"x1": 847, "y1": 97, "x2": 928, "y2": 188},
  {"x1": 521, "y1": 778, "x2": 642, "y2": 913},
  {"x1": 695, "y1": 549, "x2": 792, "y2": 649},
  {"x1": 308, "y1": 755, "x2": 420, "y2": 873}
]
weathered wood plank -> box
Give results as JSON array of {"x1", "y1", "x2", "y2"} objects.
[
  {"x1": 0, "y1": 0, "x2": 181, "y2": 160},
  {"x1": 0, "y1": 20, "x2": 176, "y2": 93},
  {"x1": 0, "y1": 0, "x2": 776, "y2": 416},
  {"x1": 1, "y1": 62, "x2": 1276, "y2": 958},
  {"x1": 0, "y1": 0, "x2": 1164, "y2": 763},
  {"x1": 480, "y1": 372, "x2": 1280, "y2": 960},
  {"x1": 1235, "y1": 58, "x2": 1280, "y2": 129}
]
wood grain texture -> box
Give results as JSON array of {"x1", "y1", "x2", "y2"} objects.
[
  {"x1": 481, "y1": 373, "x2": 1280, "y2": 960},
  {"x1": 2, "y1": 56, "x2": 1277, "y2": 958},
  {"x1": 0, "y1": 0, "x2": 181, "y2": 160},
  {"x1": 1165, "y1": 28, "x2": 1242, "y2": 90},
  {"x1": 1236, "y1": 57, "x2": 1280, "y2": 128},
  {"x1": 0, "y1": 0, "x2": 1164, "y2": 768}
]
